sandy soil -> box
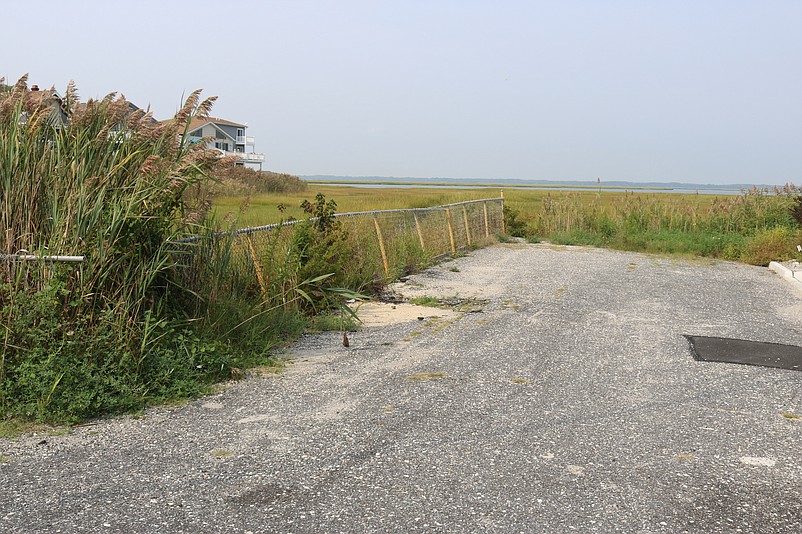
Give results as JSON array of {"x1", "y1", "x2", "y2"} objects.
[{"x1": 350, "y1": 301, "x2": 458, "y2": 327}]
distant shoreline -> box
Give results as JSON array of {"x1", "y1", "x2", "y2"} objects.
[
  {"x1": 309, "y1": 180, "x2": 674, "y2": 192},
  {"x1": 303, "y1": 176, "x2": 748, "y2": 195}
]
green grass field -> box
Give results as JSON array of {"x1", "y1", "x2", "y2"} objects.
[
  {"x1": 212, "y1": 185, "x2": 724, "y2": 228},
  {"x1": 212, "y1": 185, "x2": 506, "y2": 227}
]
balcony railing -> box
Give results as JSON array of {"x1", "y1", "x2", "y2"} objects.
[
  {"x1": 231, "y1": 151, "x2": 265, "y2": 162},
  {"x1": 212, "y1": 148, "x2": 265, "y2": 163}
]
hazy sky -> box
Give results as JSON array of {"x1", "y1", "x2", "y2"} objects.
[{"x1": 5, "y1": 1, "x2": 802, "y2": 184}]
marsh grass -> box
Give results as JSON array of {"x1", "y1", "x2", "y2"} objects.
[
  {"x1": 211, "y1": 186, "x2": 500, "y2": 227},
  {"x1": 217, "y1": 183, "x2": 802, "y2": 265},
  {"x1": 497, "y1": 187, "x2": 801, "y2": 264}
]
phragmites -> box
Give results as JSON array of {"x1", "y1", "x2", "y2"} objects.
[
  {"x1": 171, "y1": 89, "x2": 217, "y2": 139},
  {"x1": 182, "y1": 199, "x2": 212, "y2": 226},
  {"x1": 1, "y1": 74, "x2": 221, "y2": 291},
  {"x1": 0, "y1": 74, "x2": 64, "y2": 130},
  {"x1": 139, "y1": 154, "x2": 164, "y2": 177},
  {"x1": 63, "y1": 79, "x2": 79, "y2": 112}
]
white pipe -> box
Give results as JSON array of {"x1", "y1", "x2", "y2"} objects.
[{"x1": 0, "y1": 254, "x2": 84, "y2": 263}]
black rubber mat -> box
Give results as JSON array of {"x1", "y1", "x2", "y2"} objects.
[{"x1": 685, "y1": 335, "x2": 802, "y2": 371}]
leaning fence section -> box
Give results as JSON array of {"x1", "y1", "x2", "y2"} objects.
[{"x1": 217, "y1": 197, "x2": 505, "y2": 284}]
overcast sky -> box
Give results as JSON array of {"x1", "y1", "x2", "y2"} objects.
[{"x1": 5, "y1": 1, "x2": 802, "y2": 184}]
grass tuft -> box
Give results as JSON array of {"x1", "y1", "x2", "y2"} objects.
[{"x1": 406, "y1": 372, "x2": 448, "y2": 381}]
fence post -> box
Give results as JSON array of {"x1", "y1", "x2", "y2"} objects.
[
  {"x1": 413, "y1": 212, "x2": 426, "y2": 251},
  {"x1": 500, "y1": 191, "x2": 506, "y2": 234},
  {"x1": 483, "y1": 201, "x2": 490, "y2": 238},
  {"x1": 462, "y1": 205, "x2": 472, "y2": 246},
  {"x1": 246, "y1": 235, "x2": 268, "y2": 298},
  {"x1": 372, "y1": 214, "x2": 391, "y2": 277},
  {"x1": 445, "y1": 208, "x2": 456, "y2": 254}
]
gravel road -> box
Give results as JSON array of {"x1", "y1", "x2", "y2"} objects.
[{"x1": 2, "y1": 243, "x2": 802, "y2": 533}]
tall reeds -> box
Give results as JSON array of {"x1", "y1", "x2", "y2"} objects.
[
  {"x1": 2, "y1": 75, "x2": 223, "y2": 327},
  {"x1": 0, "y1": 76, "x2": 242, "y2": 422}
]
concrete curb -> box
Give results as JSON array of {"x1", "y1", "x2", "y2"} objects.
[{"x1": 768, "y1": 261, "x2": 802, "y2": 294}]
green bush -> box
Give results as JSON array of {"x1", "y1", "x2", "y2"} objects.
[
  {"x1": 288, "y1": 193, "x2": 378, "y2": 310},
  {"x1": 503, "y1": 205, "x2": 528, "y2": 237},
  {"x1": 741, "y1": 227, "x2": 800, "y2": 266},
  {"x1": 0, "y1": 293, "x2": 240, "y2": 422}
]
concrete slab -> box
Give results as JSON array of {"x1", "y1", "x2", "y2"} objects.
[{"x1": 769, "y1": 260, "x2": 802, "y2": 294}]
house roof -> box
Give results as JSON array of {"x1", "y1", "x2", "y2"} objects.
[
  {"x1": 25, "y1": 86, "x2": 64, "y2": 109},
  {"x1": 187, "y1": 116, "x2": 246, "y2": 132},
  {"x1": 22, "y1": 86, "x2": 68, "y2": 126}
]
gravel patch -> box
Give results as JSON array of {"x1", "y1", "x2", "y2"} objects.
[{"x1": 2, "y1": 243, "x2": 801, "y2": 533}]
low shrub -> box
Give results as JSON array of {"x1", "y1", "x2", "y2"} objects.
[
  {"x1": 741, "y1": 227, "x2": 801, "y2": 266},
  {"x1": 503, "y1": 205, "x2": 528, "y2": 237}
]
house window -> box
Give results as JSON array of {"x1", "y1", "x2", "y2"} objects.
[
  {"x1": 237, "y1": 128, "x2": 244, "y2": 137},
  {"x1": 190, "y1": 130, "x2": 202, "y2": 137},
  {"x1": 215, "y1": 142, "x2": 230, "y2": 151},
  {"x1": 215, "y1": 130, "x2": 226, "y2": 140}
]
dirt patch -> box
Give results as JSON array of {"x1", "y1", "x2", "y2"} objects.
[{"x1": 352, "y1": 302, "x2": 458, "y2": 327}]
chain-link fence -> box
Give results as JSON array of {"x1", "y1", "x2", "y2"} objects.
[{"x1": 204, "y1": 197, "x2": 505, "y2": 286}]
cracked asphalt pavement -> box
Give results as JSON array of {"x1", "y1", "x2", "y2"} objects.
[{"x1": 2, "y1": 243, "x2": 802, "y2": 533}]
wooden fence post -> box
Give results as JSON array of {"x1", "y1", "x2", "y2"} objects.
[
  {"x1": 413, "y1": 212, "x2": 426, "y2": 251},
  {"x1": 373, "y1": 214, "x2": 391, "y2": 277},
  {"x1": 500, "y1": 191, "x2": 506, "y2": 233},
  {"x1": 462, "y1": 205, "x2": 472, "y2": 246},
  {"x1": 483, "y1": 201, "x2": 490, "y2": 238},
  {"x1": 246, "y1": 235, "x2": 268, "y2": 298},
  {"x1": 445, "y1": 208, "x2": 456, "y2": 254}
]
